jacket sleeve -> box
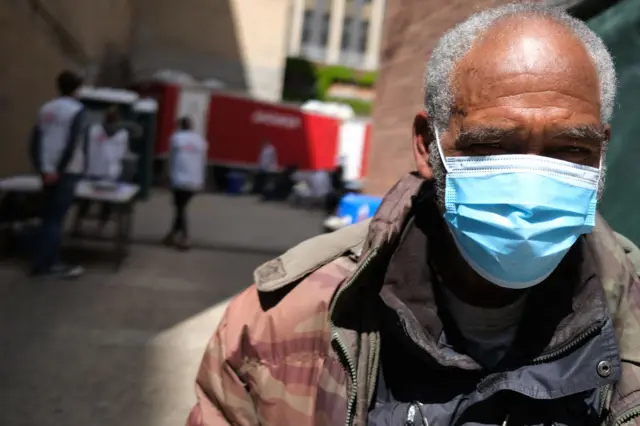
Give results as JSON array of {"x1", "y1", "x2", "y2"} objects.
[
  {"x1": 57, "y1": 108, "x2": 85, "y2": 173},
  {"x1": 186, "y1": 313, "x2": 259, "y2": 426},
  {"x1": 614, "y1": 231, "x2": 640, "y2": 277},
  {"x1": 82, "y1": 126, "x2": 91, "y2": 175},
  {"x1": 29, "y1": 125, "x2": 43, "y2": 174}
]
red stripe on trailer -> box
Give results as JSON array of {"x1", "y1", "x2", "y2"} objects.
[
  {"x1": 206, "y1": 93, "x2": 340, "y2": 171},
  {"x1": 134, "y1": 82, "x2": 179, "y2": 156},
  {"x1": 156, "y1": 84, "x2": 179, "y2": 155},
  {"x1": 303, "y1": 113, "x2": 341, "y2": 170}
]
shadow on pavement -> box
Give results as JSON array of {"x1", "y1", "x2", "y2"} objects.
[{"x1": 0, "y1": 191, "x2": 326, "y2": 425}]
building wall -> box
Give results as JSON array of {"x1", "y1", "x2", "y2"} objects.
[
  {"x1": 230, "y1": 0, "x2": 292, "y2": 101},
  {"x1": 365, "y1": 0, "x2": 512, "y2": 195},
  {"x1": 0, "y1": 0, "x2": 132, "y2": 177},
  {"x1": 132, "y1": 0, "x2": 291, "y2": 102},
  {"x1": 0, "y1": 0, "x2": 290, "y2": 177}
]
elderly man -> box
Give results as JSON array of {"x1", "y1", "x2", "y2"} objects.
[{"x1": 187, "y1": 4, "x2": 640, "y2": 426}]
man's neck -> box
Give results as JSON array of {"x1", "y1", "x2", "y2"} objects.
[
  {"x1": 440, "y1": 263, "x2": 525, "y2": 308},
  {"x1": 440, "y1": 284, "x2": 527, "y2": 368}
]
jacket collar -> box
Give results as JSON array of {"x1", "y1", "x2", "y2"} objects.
[{"x1": 330, "y1": 174, "x2": 635, "y2": 366}]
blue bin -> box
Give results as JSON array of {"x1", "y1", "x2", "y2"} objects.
[
  {"x1": 226, "y1": 172, "x2": 246, "y2": 195},
  {"x1": 337, "y1": 193, "x2": 383, "y2": 225}
]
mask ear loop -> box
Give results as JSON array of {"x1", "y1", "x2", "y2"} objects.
[
  {"x1": 593, "y1": 143, "x2": 606, "y2": 195},
  {"x1": 598, "y1": 146, "x2": 605, "y2": 172},
  {"x1": 433, "y1": 126, "x2": 451, "y2": 173}
]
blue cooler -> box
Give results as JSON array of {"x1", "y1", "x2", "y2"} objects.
[
  {"x1": 226, "y1": 171, "x2": 246, "y2": 195},
  {"x1": 337, "y1": 193, "x2": 383, "y2": 226}
]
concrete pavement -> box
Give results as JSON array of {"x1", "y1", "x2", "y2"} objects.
[{"x1": 0, "y1": 191, "x2": 326, "y2": 426}]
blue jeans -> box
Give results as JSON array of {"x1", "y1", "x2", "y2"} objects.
[{"x1": 32, "y1": 174, "x2": 79, "y2": 273}]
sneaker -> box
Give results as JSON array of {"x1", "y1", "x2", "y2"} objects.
[
  {"x1": 175, "y1": 236, "x2": 191, "y2": 251},
  {"x1": 52, "y1": 263, "x2": 85, "y2": 279}
]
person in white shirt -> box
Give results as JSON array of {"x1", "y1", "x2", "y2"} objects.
[
  {"x1": 28, "y1": 70, "x2": 86, "y2": 279},
  {"x1": 72, "y1": 106, "x2": 129, "y2": 236},
  {"x1": 258, "y1": 140, "x2": 278, "y2": 172},
  {"x1": 290, "y1": 169, "x2": 332, "y2": 208},
  {"x1": 253, "y1": 140, "x2": 278, "y2": 195},
  {"x1": 163, "y1": 117, "x2": 208, "y2": 250}
]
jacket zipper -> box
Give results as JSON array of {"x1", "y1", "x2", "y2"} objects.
[
  {"x1": 599, "y1": 383, "x2": 611, "y2": 417},
  {"x1": 330, "y1": 254, "x2": 606, "y2": 425},
  {"x1": 613, "y1": 407, "x2": 640, "y2": 426},
  {"x1": 530, "y1": 320, "x2": 619, "y2": 423},
  {"x1": 529, "y1": 320, "x2": 604, "y2": 365},
  {"x1": 331, "y1": 329, "x2": 359, "y2": 426},
  {"x1": 329, "y1": 248, "x2": 378, "y2": 426}
]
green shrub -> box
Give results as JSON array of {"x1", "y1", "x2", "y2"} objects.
[
  {"x1": 325, "y1": 97, "x2": 372, "y2": 116},
  {"x1": 282, "y1": 57, "x2": 377, "y2": 116},
  {"x1": 282, "y1": 57, "x2": 318, "y2": 101}
]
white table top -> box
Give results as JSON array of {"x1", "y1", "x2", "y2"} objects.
[
  {"x1": 323, "y1": 215, "x2": 351, "y2": 231},
  {"x1": 0, "y1": 175, "x2": 140, "y2": 204},
  {"x1": 0, "y1": 175, "x2": 42, "y2": 192}
]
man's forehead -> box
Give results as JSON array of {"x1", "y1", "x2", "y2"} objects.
[{"x1": 452, "y1": 16, "x2": 600, "y2": 104}]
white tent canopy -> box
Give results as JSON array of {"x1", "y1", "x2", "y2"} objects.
[
  {"x1": 148, "y1": 69, "x2": 226, "y2": 90},
  {"x1": 301, "y1": 100, "x2": 355, "y2": 119}
]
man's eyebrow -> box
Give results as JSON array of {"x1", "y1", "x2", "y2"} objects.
[
  {"x1": 549, "y1": 125, "x2": 606, "y2": 142},
  {"x1": 456, "y1": 127, "x2": 520, "y2": 147}
]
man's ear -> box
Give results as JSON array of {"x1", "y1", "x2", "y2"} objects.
[{"x1": 413, "y1": 111, "x2": 435, "y2": 179}]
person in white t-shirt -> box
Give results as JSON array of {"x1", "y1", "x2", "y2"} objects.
[
  {"x1": 29, "y1": 70, "x2": 86, "y2": 279},
  {"x1": 163, "y1": 117, "x2": 208, "y2": 250},
  {"x1": 290, "y1": 169, "x2": 333, "y2": 207},
  {"x1": 253, "y1": 140, "x2": 278, "y2": 195},
  {"x1": 72, "y1": 106, "x2": 129, "y2": 236}
]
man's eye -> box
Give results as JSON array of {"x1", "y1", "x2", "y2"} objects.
[
  {"x1": 559, "y1": 146, "x2": 590, "y2": 154},
  {"x1": 470, "y1": 142, "x2": 504, "y2": 151}
]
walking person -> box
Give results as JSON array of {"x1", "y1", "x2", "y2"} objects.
[
  {"x1": 72, "y1": 106, "x2": 129, "y2": 236},
  {"x1": 163, "y1": 117, "x2": 208, "y2": 250},
  {"x1": 29, "y1": 70, "x2": 86, "y2": 278}
]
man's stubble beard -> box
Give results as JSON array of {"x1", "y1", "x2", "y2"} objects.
[{"x1": 427, "y1": 139, "x2": 447, "y2": 209}]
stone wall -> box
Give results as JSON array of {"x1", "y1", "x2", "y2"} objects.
[{"x1": 0, "y1": 0, "x2": 133, "y2": 177}]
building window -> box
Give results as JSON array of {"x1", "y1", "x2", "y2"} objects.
[
  {"x1": 358, "y1": 20, "x2": 369, "y2": 53},
  {"x1": 341, "y1": 17, "x2": 367, "y2": 52},
  {"x1": 320, "y1": 12, "x2": 330, "y2": 46},
  {"x1": 301, "y1": 10, "x2": 314, "y2": 44},
  {"x1": 301, "y1": 9, "x2": 330, "y2": 46},
  {"x1": 341, "y1": 17, "x2": 353, "y2": 50}
]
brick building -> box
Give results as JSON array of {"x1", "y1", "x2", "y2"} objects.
[
  {"x1": 364, "y1": 0, "x2": 621, "y2": 195},
  {"x1": 364, "y1": 0, "x2": 512, "y2": 195}
]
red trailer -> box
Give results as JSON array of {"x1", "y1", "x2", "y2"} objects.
[{"x1": 135, "y1": 81, "x2": 371, "y2": 182}]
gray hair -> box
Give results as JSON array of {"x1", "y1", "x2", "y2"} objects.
[{"x1": 424, "y1": 3, "x2": 617, "y2": 132}]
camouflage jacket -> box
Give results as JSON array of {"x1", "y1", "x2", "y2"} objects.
[{"x1": 187, "y1": 174, "x2": 640, "y2": 426}]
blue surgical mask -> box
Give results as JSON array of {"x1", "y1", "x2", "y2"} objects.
[{"x1": 434, "y1": 128, "x2": 601, "y2": 289}]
